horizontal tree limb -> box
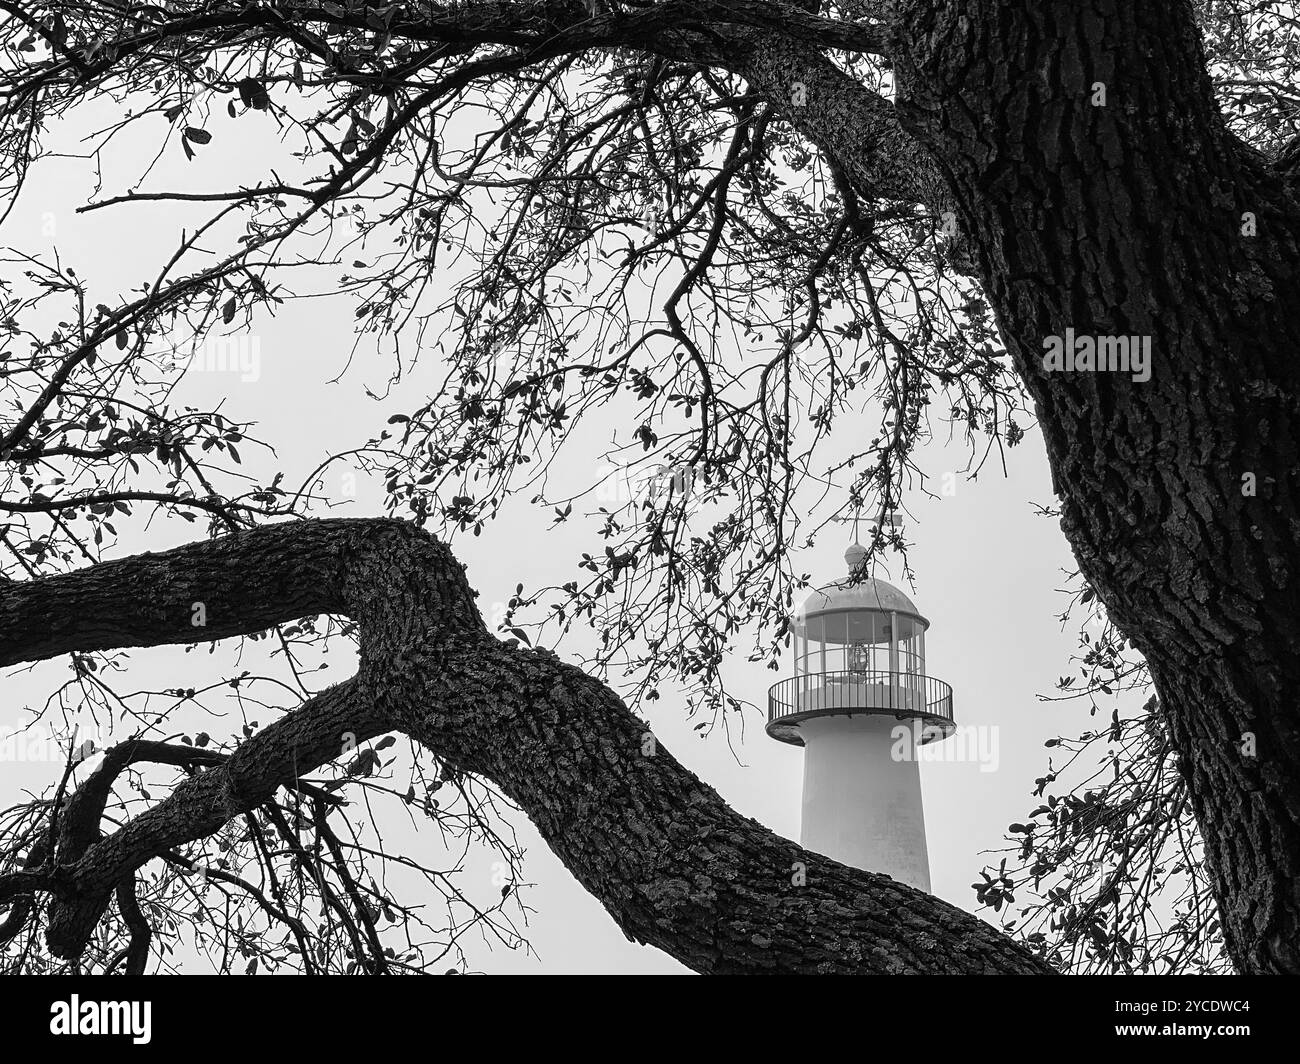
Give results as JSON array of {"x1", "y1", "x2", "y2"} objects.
[{"x1": 1, "y1": 517, "x2": 1051, "y2": 972}]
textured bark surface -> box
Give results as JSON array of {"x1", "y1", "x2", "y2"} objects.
[
  {"x1": 723, "y1": 30, "x2": 950, "y2": 215},
  {"x1": 888, "y1": 0, "x2": 1300, "y2": 974},
  {"x1": 0, "y1": 519, "x2": 1052, "y2": 973}
]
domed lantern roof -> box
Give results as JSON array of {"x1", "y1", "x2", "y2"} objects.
[{"x1": 793, "y1": 545, "x2": 930, "y2": 629}]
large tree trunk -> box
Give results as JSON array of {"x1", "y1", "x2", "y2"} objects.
[
  {"x1": 888, "y1": 0, "x2": 1300, "y2": 973},
  {"x1": 0, "y1": 518, "x2": 1052, "y2": 974}
]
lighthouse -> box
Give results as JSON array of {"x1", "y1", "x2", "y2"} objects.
[{"x1": 767, "y1": 544, "x2": 955, "y2": 890}]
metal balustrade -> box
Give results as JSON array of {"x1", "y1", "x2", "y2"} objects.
[{"x1": 766, "y1": 669, "x2": 955, "y2": 743}]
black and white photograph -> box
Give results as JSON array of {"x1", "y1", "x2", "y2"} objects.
[{"x1": 0, "y1": 0, "x2": 1293, "y2": 1035}]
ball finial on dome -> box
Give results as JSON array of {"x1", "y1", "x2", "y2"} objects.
[{"x1": 844, "y1": 542, "x2": 868, "y2": 573}]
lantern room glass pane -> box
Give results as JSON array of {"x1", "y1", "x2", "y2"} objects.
[
  {"x1": 795, "y1": 607, "x2": 927, "y2": 679},
  {"x1": 844, "y1": 611, "x2": 876, "y2": 645},
  {"x1": 824, "y1": 612, "x2": 847, "y2": 671}
]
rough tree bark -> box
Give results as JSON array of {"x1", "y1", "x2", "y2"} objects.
[
  {"x1": 887, "y1": 0, "x2": 1300, "y2": 974},
  {"x1": 0, "y1": 519, "x2": 1052, "y2": 974}
]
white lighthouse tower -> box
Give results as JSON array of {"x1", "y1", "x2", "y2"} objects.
[{"x1": 767, "y1": 544, "x2": 955, "y2": 890}]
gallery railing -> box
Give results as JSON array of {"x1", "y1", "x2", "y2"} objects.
[{"x1": 767, "y1": 669, "x2": 954, "y2": 727}]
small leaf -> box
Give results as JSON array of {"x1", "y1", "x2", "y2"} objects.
[{"x1": 237, "y1": 77, "x2": 269, "y2": 110}]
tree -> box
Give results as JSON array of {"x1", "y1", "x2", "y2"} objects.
[{"x1": 0, "y1": 0, "x2": 1293, "y2": 974}]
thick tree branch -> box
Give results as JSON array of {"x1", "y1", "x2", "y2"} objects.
[
  {"x1": 1, "y1": 518, "x2": 1050, "y2": 972},
  {"x1": 41, "y1": 679, "x2": 388, "y2": 956},
  {"x1": 722, "y1": 30, "x2": 948, "y2": 215}
]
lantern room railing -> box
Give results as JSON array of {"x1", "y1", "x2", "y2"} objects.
[{"x1": 767, "y1": 669, "x2": 954, "y2": 734}]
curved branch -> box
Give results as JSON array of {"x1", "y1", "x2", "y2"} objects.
[
  {"x1": 43, "y1": 678, "x2": 388, "y2": 956},
  {"x1": 1, "y1": 517, "x2": 1050, "y2": 972},
  {"x1": 114, "y1": 876, "x2": 151, "y2": 976}
]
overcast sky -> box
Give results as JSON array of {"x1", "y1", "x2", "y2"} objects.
[{"x1": 0, "y1": 92, "x2": 1124, "y2": 974}]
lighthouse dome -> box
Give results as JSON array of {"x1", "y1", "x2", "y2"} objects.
[{"x1": 794, "y1": 546, "x2": 928, "y2": 628}]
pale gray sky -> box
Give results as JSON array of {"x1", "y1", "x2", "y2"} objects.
[{"x1": 0, "y1": 87, "x2": 1119, "y2": 974}]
